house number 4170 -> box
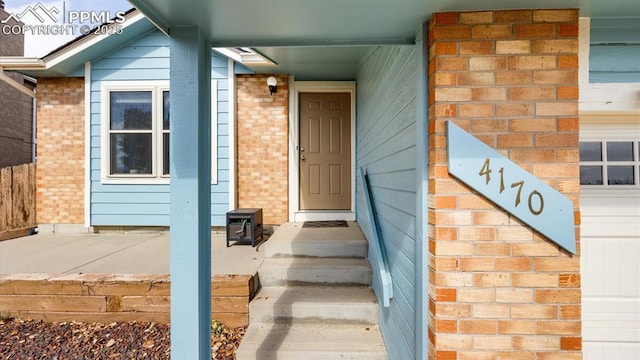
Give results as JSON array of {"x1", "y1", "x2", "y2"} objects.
[{"x1": 479, "y1": 158, "x2": 544, "y2": 216}]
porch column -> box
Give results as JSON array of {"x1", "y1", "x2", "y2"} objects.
[
  {"x1": 427, "y1": 9, "x2": 581, "y2": 360},
  {"x1": 169, "y1": 27, "x2": 212, "y2": 360}
]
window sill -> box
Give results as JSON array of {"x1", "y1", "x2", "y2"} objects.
[
  {"x1": 100, "y1": 178, "x2": 219, "y2": 185},
  {"x1": 581, "y1": 187, "x2": 640, "y2": 198},
  {"x1": 101, "y1": 177, "x2": 170, "y2": 185}
]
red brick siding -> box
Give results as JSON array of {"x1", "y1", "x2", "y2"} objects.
[
  {"x1": 36, "y1": 78, "x2": 85, "y2": 224},
  {"x1": 235, "y1": 75, "x2": 289, "y2": 224},
  {"x1": 427, "y1": 9, "x2": 581, "y2": 360}
]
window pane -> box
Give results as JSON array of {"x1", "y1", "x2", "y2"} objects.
[
  {"x1": 607, "y1": 142, "x2": 633, "y2": 161},
  {"x1": 608, "y1": 166, "x2": 634, "y2": 185},
  {"x1": 163, "y1": 91, "x2": 170, "y2": 130},
  {"x1": 163, "y1": 133, "x2": 170, "y2": 175},
  {"x1": 580, "y1": 166, "x2": 603, "y2": 185},
  {"x1": 110, "y1": 91, "x2": 152, "y2": 130},
  {"x1": 579, "y1": 142, "x2": 602, "y2": 161},
  {"x1": 110, "y1": 133, "x2": 153, "y2": 174}
]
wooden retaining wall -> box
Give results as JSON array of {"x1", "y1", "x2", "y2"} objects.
[
  {"x1": 0, "y1": 273, "x2": 256, "y2": 328},
  {"x1": 0, "y1": 163, "x2": 36, "y2": 241}
]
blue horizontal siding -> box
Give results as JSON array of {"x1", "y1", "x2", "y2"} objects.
[
  {"x1": 89, "y1": 29, "x2": 231, "y2": 226},
  {"x1": 356, "y1": 45, "x2": 417, "y2": 360},
  {"x1": 590, "y1": 17, "x2": 640, "y2": 83}
]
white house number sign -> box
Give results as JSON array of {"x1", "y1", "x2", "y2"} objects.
[{"x1": 446, "y1": 121, "x2": 576, "y2": 254}]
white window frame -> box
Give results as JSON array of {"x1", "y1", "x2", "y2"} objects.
[
  {"x1": 580, "y1": 120, "x2": 640, "y2": 193},
  {"x1": 100, "y1": 80, "x2": 218, "y2": 184}
]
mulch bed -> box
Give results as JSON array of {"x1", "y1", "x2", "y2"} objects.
[{"x1": 0, "y1": 317, "x2": 246, "y2": 359}]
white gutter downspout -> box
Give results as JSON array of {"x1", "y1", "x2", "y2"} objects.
[
  {"x1": 228, "y1": 58, "x2": 236, "y2": 210},
  {"x1": 31, "y1": 97, "x2": 36, "y2": 162},
  {"x1": 0, "y1": 66, "x2": 36, "y2": 98}
]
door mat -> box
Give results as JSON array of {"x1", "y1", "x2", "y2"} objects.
[{"x1": 302, "y1": 220, "x2": 349, "y2": 228}]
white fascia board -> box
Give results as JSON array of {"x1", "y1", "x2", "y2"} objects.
[{"x1": 0, "y1": 57, "x2": 46, "y2": 69}]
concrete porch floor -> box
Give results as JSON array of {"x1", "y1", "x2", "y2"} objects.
[{"x1": 0, "y1": 230, "x2": 265, "y2": 276}]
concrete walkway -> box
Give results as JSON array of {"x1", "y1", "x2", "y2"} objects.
[{"x1": 0, "y1": 231, "x2": 265, "y2": 276}]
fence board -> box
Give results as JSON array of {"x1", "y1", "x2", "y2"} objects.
[
  {"x1": 0, "y1": 167, "x2": 13, "y2": 230},
  {"x1": 0, "y1": 163, "x2": 36, "y2": 240}
]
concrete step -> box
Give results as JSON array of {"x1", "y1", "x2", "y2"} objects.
[
  {"x1": 258, "y1": 257, "x2": 372, "y2": 286},
  {"x1": 250, "y1": 285, "x2": 378, "y2": 324},
  {"x1": 236, "y1": 323, "x2": 387, "y2": 360},
  {"x1": 264, "y1": 222, "x2": 368, "y2": 258}
]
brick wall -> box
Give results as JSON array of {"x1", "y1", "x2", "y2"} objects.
[
  {"x1": 427, "y1": 9, "x2": 581, "y2": 359},
  {"x1": 236, "y1": 75, "x2": 289, "y2": 224},
  {"x1": 36, "y1": 78, "x2": 85, "y2": 225}
]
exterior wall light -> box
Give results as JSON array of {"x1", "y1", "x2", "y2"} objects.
[{"x1": 267, "y1": 76, "x2": 277, "y2": 95}]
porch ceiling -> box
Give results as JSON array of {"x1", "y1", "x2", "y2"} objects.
[{"x1": 128, "y1": 0, "x2": 640, "y2": 79}]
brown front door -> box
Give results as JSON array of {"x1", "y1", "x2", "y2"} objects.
[{"x1": 299, "y1": 92, "x2": 351, "y2": 210}]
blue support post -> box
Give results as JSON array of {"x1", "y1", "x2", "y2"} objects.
[{"x1": 169, "y1": 27, "x2": 212, "y2": 360}]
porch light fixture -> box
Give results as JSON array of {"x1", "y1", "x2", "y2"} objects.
[{"x1": 267, "y1": 76, "x2": 277, "y2": 95}]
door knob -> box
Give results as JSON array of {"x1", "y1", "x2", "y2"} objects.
[{"x1": 300, "y1": 147, "x2": 305, "y2": 152}]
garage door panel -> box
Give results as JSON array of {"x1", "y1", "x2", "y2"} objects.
[
  {"x1": 583, "y1": 342, "x2": 640, "y2": 360},
  {"x1": 582, "y1": 237, "x2": 640, "y2": 297},
  {"x1": 583, "y1": 299, "x2": 640, "y2": 341},
  {"x1": 582, "y1": 192, "x2": 640, "y2": 360},
  {"x1": 582, "y1": 222, "x2": 640, "y2": 237}
]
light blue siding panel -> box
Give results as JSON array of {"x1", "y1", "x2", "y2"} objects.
[
  {"x1": 217, "y1": 80, "x2": 229, "y2": 91},
  {"x1": 211, "y1": 216, "x2": 226, "y2": 226},
  {"x1": 355, "y1": 45, "x2": 417, "y2": 359},
  {"x1": 91, "y1": 182, "x2": 169, "y2": 193},
  {"x1": 368, "y1": 170, "x2": 416, "y2": 193},
  {"x1": 212, "y1": 56, "x2": 228, "y2": 67},
  {"x1": 92, "y1": 203, "x2": 170, "y2": 215},
  {"x1": 590, "y1": 17, "x2": 640, "y2": 83},
  {"x1": 217, "y1": 102, "x2": 229, "y2": 113},
  {"x1": 89, "y1": 29, "x2": 231, "y2": 226},
  {"x1": 93, "y1": 192, "x2": 170, "y2": 203},
  {"x1": 92, "y1": 69, "x2": 171, "y2": 81},
  {"x1": 591, "y1": 46, "x2": 640, "y2": 72},
  {"x1": 212, "y1": 67, "x2": 228, "y2": 79},
  {"x1": 218, "y1": 148, "x2": 229, "y2": 159},
  {"x1": 234, "y1": 62, "x2": 254, "y2": 74},
  {"x1": 92, "y1": 214, "x2": 170, "y2": 226},
  {"x1": 106, "y1": 46, "x2": 170, "y2": 59},
  {"x1": 590, "y1": 18, "x2": 640, "y2": 44},
  {"x1": 363, "y1": 146, "x2": 418, "y2": 175},
  {"x1": 218, "y1": 125, "x2": 229, "y2": 136},
  {"x1": 590, "y1": 73, "x2": 640, "y2": 82},
  {"x1": 92, "y1": 57, "x2": 170, "y2": 70}
]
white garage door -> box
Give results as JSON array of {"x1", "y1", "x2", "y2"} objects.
[{"x1": 581, "y1": 124, "x2": 640, "y2": 360}]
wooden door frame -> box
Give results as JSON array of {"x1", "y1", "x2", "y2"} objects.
[{"x1": 288, "y1": 79, "x2": 356, "y2": 222}]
